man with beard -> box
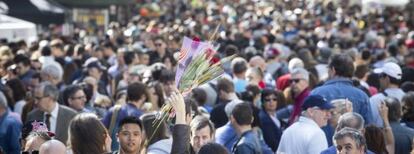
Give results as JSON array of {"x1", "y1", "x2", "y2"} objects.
[{"x1": 113, "y1": 116, "x2": 144, "y2": 154}]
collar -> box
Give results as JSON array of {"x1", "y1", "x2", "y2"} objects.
[
  {"x1": 239, "y1": 129, "x2": 253, "y2": 137},
  {"x1": 46, "y1": 103, "x2": 59, "y2": 117},
  {"x1": 324, "y1": 77, "x2": 352, "y2": 85},
  {"x1": 298, "y1": 116, "x2": 320, "y2": 128},
  {"x1": 385, "y1": 87, "x2": 403, "y2": 92}
]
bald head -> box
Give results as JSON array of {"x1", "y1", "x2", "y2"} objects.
[
  {"x1": 249, "y1": 56, "x2": 266, "y2": 71},
  {"x1": 39, "y1": 140, "x2": 66, "y2": 154}
]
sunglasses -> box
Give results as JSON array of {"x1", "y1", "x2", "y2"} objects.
[
  {"x1": 379, "y1": 73, "x2": 388, "y2": 78},
  {"x1": 22, "y1": 151, "x2": 39, "y2": 154},
  {"x1": 264, "y1": 98, "x2": 277, "y2": 102},
  {"x1": 290, "y1": 78, "x2": 303, "y2": 83}
]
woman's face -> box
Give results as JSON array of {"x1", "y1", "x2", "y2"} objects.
[{"x1": 263, "y1": 94, "x2": 278, "y2": 112}]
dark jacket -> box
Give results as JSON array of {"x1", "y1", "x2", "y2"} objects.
[
  {"x1": 171, "y1": 124, "x2": 195, "y2": 154},
  {"x1": 232, "y1": 130, "x2": 262, "y2": 154},
  {"x1": 258, "y1": 110, "x2": 283, "y2": 152},
  {"x1": 210, "y1": 101, "x2": 230, "y2": 128},
  {"x1": 26, "y1": 104, "x2": 77, "y2": 144},
  {"x1": 390, "y1": 122, "x2": 414, "y2": 154}
]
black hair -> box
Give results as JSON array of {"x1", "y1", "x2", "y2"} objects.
[
  {"x1": 123, "y1": 52, "x2": 137, "y2": 66},
  {"x1": 216, "y1": 78, "x2": 235, "y2": 93},
  {"x1": 162, "y1": 54, "x2": 177, "y2": 67},
  {"x1": 260, "y1": 89, "x2": 286, "y2": 110},
  {"x1": 198, "y1": 143, "x2": 229, "y2": 154},
  {"x1": 6, "y1": 79, "x2": 26, "y2": 102},
  {"x1": 329, "y1": 54, "x2": 355, "y2": 78},
  {"x1": 401, "y1": 81, "x2": 414, "y2": 92},
  {"x1": 383, "y1": 74, "x2": 401, "y2": 85},
  {"x1": 240, "y1": 84, "x2": 260, "y2": 103},
  {"x1": 232, "y1": 103, "x2": 253, "y2": 125},
  {"x1": 354, "y1": 64, "x2": 369, "y2": 79},
  {"x1": 384, "y1": 97, "x2": 402, "y2": 122},
  {"x1": 232, "y1": 60, "x2": 248, "y2": 74},
  {"x1": 159, "y1": 69, "x2": 175, "y2": 83},
  {"x1": 41, "y1": 46, "x2": 52, "y2": 56},
  {"x1": 192, "y1": 88, "x2": 207, "y2": 106},
  {"x1": 62, "y1": 85, "x2": 84, "y2": 106},
  {"x1": 127, "y1": 82, "x2": 147, "y2": 102},
  {"x1": 118, "y1": 116, "x2": 143, "y2": 132},
  {"x1": 13, "y1": 54, "x2": 30, "y2": 66}
]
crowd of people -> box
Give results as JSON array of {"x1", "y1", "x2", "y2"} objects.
[{"x1": 2, "y1": 0, "x2": 414, "y2": 153}]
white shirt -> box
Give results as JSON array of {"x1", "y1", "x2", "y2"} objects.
[
  {"x1": 277, "y1": 116, "x2": 328, "y2": 154},
  {"x1": 370, "y1": 87, "x2": 405, "y2": 127},
  {"x1": 269, "y1": 112, "x2": 281, "y2": 128},
  {"x1": 44, "y1": 103, "x2": 59, "y2": 133}
]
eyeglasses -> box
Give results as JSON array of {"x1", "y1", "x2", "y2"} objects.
[
  {"x1": 22, "y1": 150, "x2": 39, "y2": 154},
  {"x1": 380, "y1": 73, "x2": 388, "y2": 78},
  {"x1": 71, "y1": 96, "x2": 86, "y2": 100},
  {"x1": 34, "y1": 96, "x2": 47, "y2": 101}
]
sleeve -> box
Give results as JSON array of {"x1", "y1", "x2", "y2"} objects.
[
  {"x1": 361, "y1": 96, "x2": 374, "y2": 125},
  {"x1": 260, "y1": 122, "x2": 278, "y2": 151},
  {"x1": 6, "y1": 122, "x2": 22, "y2": 154},
  {"x1": 102, "y1": 108, "x2": 113, "y2": 128},
  {"x1": 307, "y1": 131, "x2": 328, "y2": 154},
  {"x1": 171, "y1": 124, "x2": 191, "y2": 154}
]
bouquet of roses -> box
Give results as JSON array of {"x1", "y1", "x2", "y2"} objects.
[{"x1": 150, "y1": 36, "x2": 234, "y2": 140}]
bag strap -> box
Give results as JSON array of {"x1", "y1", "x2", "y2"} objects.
[
  {"x1": 108, "y1": 105, "x2": 122, "y2": 135},
  {"x1": 382, "y1": 91, "x2": 388, "y2": 97}
]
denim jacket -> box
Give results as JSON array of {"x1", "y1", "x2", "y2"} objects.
[
  {"x1": 232, "y1": 130, "x2": 262, "y2": 154},
  {"x1": 311, "y1": 78, "x2": 373, "y2": 124}
]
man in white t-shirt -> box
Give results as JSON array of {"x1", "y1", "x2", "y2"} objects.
[
  {"x1": 370, "y1": 62, "x2": 405, "y2": 127},
  {"x1": 277, "y1": 95, "x2": 334, "y2": 154}
]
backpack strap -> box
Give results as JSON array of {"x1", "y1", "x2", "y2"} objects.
[
  {"x1": 108, "y1": 105, "x2": 122, "y2": 135},
  {"x1": 382, "y1": 91, "x2": 388, "y2": 97}
]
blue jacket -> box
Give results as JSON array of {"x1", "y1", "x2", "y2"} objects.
[
  {"x1": 215, "y1": 122, "x2": 273, "y2": 154},
  {"x1": 312, "y1": 78, "x2": 374, "y2": 147},
  {"x1": 0, "y1": 111, "x2": 22, "y2": 154},
  {"x1": 232, "y1": 130, "x2": 262, "y2": 154},
  {"x1": 311, "y1": 78, "x2": 373, "y2": 124},
  {"x1": 258, "y1": 110, "x2": 283, "y2": 152}
]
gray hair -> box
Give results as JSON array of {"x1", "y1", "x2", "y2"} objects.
[
  {"x1": 336, "y1": 112, "x2": 365, "y2": 132},
  {"x1": 334, "y1": 127, "x2": 367, "y2": 151},
  {"x1": 331, "y1": 99, "x2": 353, "y2": 114},
  {"x1": 41, "y1": 64, "x2": 63, "y2": 81},
  {"x1": 0, "y1": 91, "x2": 7, "y2": 108},
  {"x1": 37, "y1": 82, "x2": 60, "y2": 101},
  {"x1": 291, "y1": 67, "x2": 309, "y2": 81}
]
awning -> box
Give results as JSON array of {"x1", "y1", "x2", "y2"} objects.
[
  {"x1": 0, "y1": 14, "x2": 38, "y2": 43},
  {"x1": 54, "y1": 0, "x2": 135, "y2": 8},
  {"x1": 2, "y1": 0, "x2": 66, "y2": 25}
]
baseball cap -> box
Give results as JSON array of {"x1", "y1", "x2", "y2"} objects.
[
  {"x1": 301, "y1": 95, "x2": 334, "y2": 111},
  {"x1": 373, "y1": 62, "x2": 402, "y2": 80}
]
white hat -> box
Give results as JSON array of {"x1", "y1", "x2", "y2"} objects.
[
  {"x1": 374, "y1": 62, "x2": 402, "y2": 80},
  {"x1": 288, "y1": 58, "x2": 304, "y2": 72}
]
